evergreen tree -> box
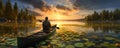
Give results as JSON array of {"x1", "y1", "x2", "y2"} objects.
[
  {"x1": 0, "y1": 0, "x2": 36, "y2": 22},
  {"x1": 105, "y1": 10, "x2": 109, "y2": 20},
  {"x1": 109, "y1": 11, "x2": 114, "y2": 20},
  {"x1": 0, "y1": 0, "x2": 4, "y2": 17},
  {"x1": 13, "y1": 2, "x2": 18, "y2": 21},
  {"x1": 101, "y1": 10, "x2": 106, "y2": 21},
  {"x1": 92, "y1": 11, "x2": 100, "y2": 20},
  {"x1": 4, "y1": 0, "x2": 13, "y2": 20},
  {"x1": 19, "y1": 9, "x2": 24, "y2": 21},
  {"x1": 25, "y1": 8, "x2": 29, "y2": 21},
  {"x1": 113, "y1": 9, "x2": 120, "y2": 20},
  {"x1": 85, "y1": 9, "x2": 120, "y2": 21}
]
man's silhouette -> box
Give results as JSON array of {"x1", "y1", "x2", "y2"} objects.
[{"x1": 42, "y1": 17, "x2": 51, "y2": 33}]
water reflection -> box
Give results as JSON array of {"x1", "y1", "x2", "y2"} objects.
[
  {"x1": 0, "y1": 22, "x2": 36, "y2": 47},
  {"x1": 17, "y1": 22, "x2": 37, "y2": 37},
  {"x1": 37, "y1": 21, "x2": 120, "y2": 35},
  {"x1": 37, "y1": 21, "x2": 120, "y2": 48},
  {"x1": 85, "y1": 22, "x2": 120, "y2": 34},
  {"x1": 0, "y1": 21, "x2": 120, "y2": 48},
  {"x1": 0, "y1": 23, "x2": 17, "y2": 38}
]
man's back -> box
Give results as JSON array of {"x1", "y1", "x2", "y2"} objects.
[{"x1": 42, "y1": 17, "x2": 51, "y2": 33}]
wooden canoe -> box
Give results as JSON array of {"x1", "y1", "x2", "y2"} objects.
[{"x1": 17, "y1": 25, "x2": 57, "y2": 48}]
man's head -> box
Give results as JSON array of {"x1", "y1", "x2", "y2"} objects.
[{"x1": 45, "y1": 17, "x2": 48, "y2": 20}]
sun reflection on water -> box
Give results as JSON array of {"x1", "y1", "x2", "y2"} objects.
[{"x1": 36, "y1": 21, "x2": 85, "y2": 27}]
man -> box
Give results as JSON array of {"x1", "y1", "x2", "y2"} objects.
[{"x1": 42, "y1": 17, "x2": 51, "y2": 33}]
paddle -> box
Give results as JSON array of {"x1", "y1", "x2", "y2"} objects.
[
  {"x1": 53, "y1": 24, "x2": 60, "y2": 29},
  {"x1": 56, "y1": 27, "x2": 60, "y2": 29}
]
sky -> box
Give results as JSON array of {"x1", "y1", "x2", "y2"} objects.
[{"x1": 2, "y1": 0, "x2": 120, "y2": 20}]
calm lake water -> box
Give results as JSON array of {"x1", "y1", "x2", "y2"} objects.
[{"x1": 0, "y1": 21, "x2": 120, "y2": 48}]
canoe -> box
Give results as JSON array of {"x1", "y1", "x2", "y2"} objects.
[{"x1": 17, "y1": 25, "x2": 57, "y2": 48}]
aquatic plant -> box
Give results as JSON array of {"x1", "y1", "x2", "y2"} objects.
[
  {"x1": 65, "y1": 45, "x2": 75, "y2": 48},
  {"x1": 104, "y1": 37, "x2": 115, "y2": 40},
  {"x1": 57, "y1": 43, "x2": 66, "y2": 48},
  {"x1": 40, "y1": 41, "x2": 46, "y2": 45},
  {"x1": 74, "y1": 43, "x2": 84, "y2": 47},
  {"x1": 100, "y1": 42, "x2": 110, "y2": 47},
  {"x1": 50, "y1": 40, "x2": 58, "y2": 45},
  {"x1": 85, "y1": 41, "x2": 95, "y2": 47}
]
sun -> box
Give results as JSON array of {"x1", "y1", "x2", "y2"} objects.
[{"x1": 55, "y1": 13, "x2": 62, "y2": 20}]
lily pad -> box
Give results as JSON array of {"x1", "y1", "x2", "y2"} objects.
[
  {"x1": 50, "y1": 41, "x2": 58, "y2": 45},
  {"x1": 0, "y1": 46, "x2": 8, "y2": 48},
  {"x1": 74, "y1": 39, "x2": 80, "y2": 41},
  {"x1": 65, "y1": 45, "x2": 75, "y2": 48},
  {"x1": 0, "y1": 43, "x2": 6, "y2": 45},
  {"x1": 107, "y1": 44, "x2": 117, "y2": 48},
  {"x1": 52, "y1": 40, "x2": 58, "y2": 42},
  {"x1": 41, "y1": 46, "x2": 48, "y2": 48},
  {"x1": 82, "y1": 38, "x2": 89, "y2": 41},
  {"x1": 6, "y1": 42, "x2": 12, "y2": 44},
  {"x1": 45, "y1": 40, "x2": 50, "y2": 42},
  {"x1": 74, "y1": 43, "x2": 84, "y2": 47},
  {"x1": 105, "y1": 37, "x2": 115, "y2": 40},
  {"x1": 57, "y1": 43, "x2": 66, "y2": 47},
  {"x1": 40, "y1": 42, "x2": 46, "y2": 45},
  {"x1": 100, "y1": 42, "x2": 110, "y2": 46},
  {"x1": 85, "y1": 41, "x2": 95, "y2": 47},
  {"x1": 10, "y1": 42, "x2": 17, "y2": 46}
]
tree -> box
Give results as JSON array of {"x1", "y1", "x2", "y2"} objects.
[
  {"x1": 92, "y1": 11, "x2": 100, "y2": 20},
  {"x1": 25, "y1": 8, "x2": 29, "y2": 21},
  {"x1": 113, "y1": 9, "x2": 120, "y2": 20},
  {"x1": 101, "y1": 10, "x2": 108, "y2": 21},
  {"x1": 4, "y1": 0, "x2": 13, "y2": 20},
  {"x1": 105, "y1": 10, "x2": 109, "y2": 20},
  {"x1": 109, "y1": 11, "x2": 114, "y2": 20},
  {"x1": 85, "y1": 9, "x2": 120, "y2": 21},
  {"x1": 13, "y1": 2, "x2": 18, "y2": 21},
  {"x1": 0, "y1": 0, "x2": 4, "y2": 17},
  {"x1": 19, "y1": 9, "x2": 24, "y2": 21}
]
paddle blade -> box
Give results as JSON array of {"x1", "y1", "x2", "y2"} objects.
[{"x1": 57, "y1": 27, "x2": 60, "y2": 29}]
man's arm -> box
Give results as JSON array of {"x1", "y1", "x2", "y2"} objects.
[{"x1": 48, "y1": 21, "x2": 51, "y2": 27}]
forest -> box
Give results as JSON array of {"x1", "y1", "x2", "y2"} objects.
[
  {"x1": 0, "y1": 0, "x2": 36, "y2": 22},
  {"x1": 85, "y1": 9, "x2": 120, "y2": 22}
]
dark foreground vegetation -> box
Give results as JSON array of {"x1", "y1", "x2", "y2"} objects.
[
  {"x1": 85, "y1": 9, "x2": 120, "y2": 22},
  {"x1": 0, "y1": 0, "x2": 36, "y2": 22}
]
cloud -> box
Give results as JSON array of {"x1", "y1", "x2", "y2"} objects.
[
  {"x1": 56, "y1": 5, "x2": 71, "y2": 10},
  {"x1": 18, "y1": 0, "x2": 46, "y2": 10},
  {"x1": 74, "y1": 0, "x2": 120, "y2": 10},
  {"x1": 10, "y1": 0, "x2": 120, "y2": 19}
]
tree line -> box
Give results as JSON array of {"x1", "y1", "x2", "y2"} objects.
[
  {"x1": 0, "y1": 0, "x2": 36, "y2": 22},
  {"x1": 85, "y1": 9, "x2": 120, "y2": 21}
]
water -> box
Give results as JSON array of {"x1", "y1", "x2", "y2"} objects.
[{"x1": 0, "y1": 21, "x2": 120, "y2": 48}]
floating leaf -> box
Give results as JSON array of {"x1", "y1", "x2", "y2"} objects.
[
  {"x1": 41, "y1": 46, "x2": 48, "y2": 48},
  {"x1": 0, "y1": 46, "x2": 8, "y2": 48},
  {"x1": 85, "y1": 41, "x2": 95, "y2": 47},
  {"x1": 57, "y1": 43, "x2": 66, "y2": 47},
  {"x1": 105, "y1": 37, "x2": 115, "y2": 40},
  {"x1": 40, "y1": 42, "x2": 46, "y2": 45},
  {"x1": 107, "y1": 44, "x2": 117, "y2": 48},
  {"x1": 45, "y1": 40, "x2": 50, "y2": 42},
  {"x1": 65, "y1": 45, "x2": 75, "y2": 48},
  {"x1": 100, "y1": 42, "x2": 110, "y2": 46},
  {"x1": 74, "y1": 43, "x2": 84, "y2": 47},
  {"x1": 91, "y1": 35, "x2": 99, "y2": 39},
  {"x1": 0, "y1": 43, "x2": 6, "y2": 45},
  {"x1": 82, "y1": 38, "x2": 89, "y2": 41},
  {"x1": 52, "y1": 40, "x2": 58, "y2": 42},
  {"x1": 50, "y1": 41, "x2": 58, "y2": 45}
]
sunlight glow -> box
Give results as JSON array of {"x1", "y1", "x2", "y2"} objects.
[{"x1": 32, "y1": 6, "x2": 89, "y2": 20}]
